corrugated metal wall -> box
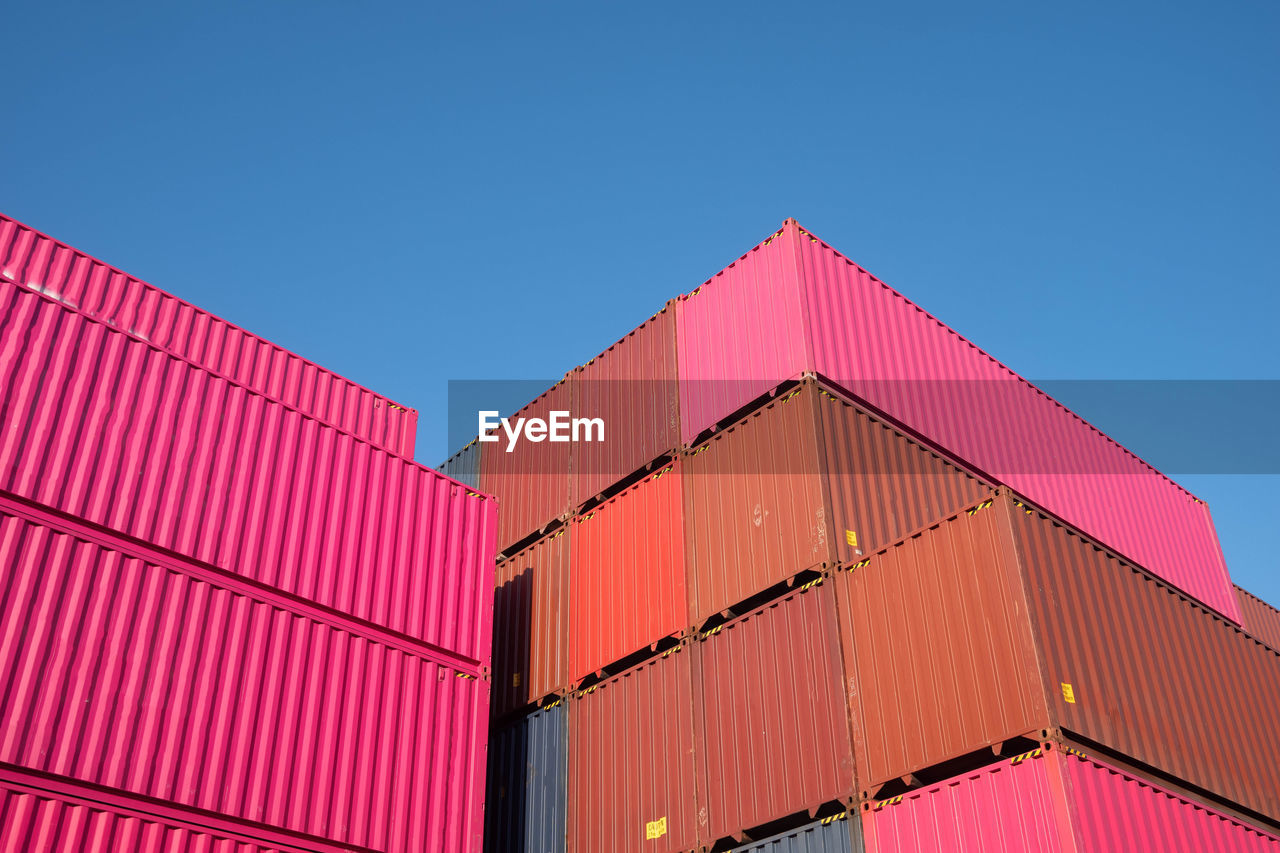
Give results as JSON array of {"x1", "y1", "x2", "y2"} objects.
[
  {"x1": 572, "y1": 304, "x2": 679, "y2": 508},
  {"x1": 792, "y1": 221, "x2": 1237, "y2": 624},
  {"x1": 675, "y1": 225, "x2": 807, "y2": 446},
  {"x1": 693, "y1": 582, "x2": 854, "y2": 845},
  {"x1": 832, "y1": 496, "x2": 1047, "y2": 793},
  {"x1": 442, "y1": 438, "x2": 482, "y2": 490},
  {"x1": 1235, "y1": 584, "x2": 1280, "y2": 651},
  {"x1": 683, "y1": 387, "x2": 828, "y2": 626},
  {"x1": 0, "y1": 214, "x2": 417, "y2": 458},
  {"x1": 485, "y1": 702, "x2": 568, "y2": 853},
  {"x1": 492, "y1": 529, "x2": 571, "y2": 718},
  {"x1": 1010, "y1": 498, "x2": 1280, "y2": 823},
  {"x1": 567, "y1": 646, "x2": 701, "y2": 853},
  {"x1": 0, "y1": 499, "x2": 489, "y2": 853},
  {"x1": 480, "y1": 375, "x2": 575, "y2": 555},
  {"x1": 570, "y1": 462, "x2": 685, "y2": 683},
  {"x1": 0, "y1": 282, "x2": 496, "y2": 664},
  {"x1": 729, "y1": 815, "x2": 860, "y2": 853}
]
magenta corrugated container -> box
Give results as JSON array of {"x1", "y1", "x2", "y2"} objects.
[
  {"x1": 0, "y1": 279, "x2": 496, "y2": 662},
  {"x1": 676, "y1": 219, "x2": 1238, "y2": 623},
  {"x1": 0, "y1": 213, "x2": 418, "y2": 458},
  {"x1": 862, "y1": 746, "x2": 1279, "y2": 852},
  {"x1": 1, "y1": 766, "x2": 355, "y2": 853},
  {"x1": 0, "y1": 493, "x2": 490, "y2": 853}
]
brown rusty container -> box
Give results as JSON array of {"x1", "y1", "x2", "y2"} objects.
[
  {"x1": 567, "y1": 645, "x2": 702, "y2": 853},
  {"x1": 683, "y1": 379, "x2": 990, "y2": 627},
  {"x1": 479, "y1": 374, "x2": 575, "y2": 555},
  {"x1": 833, "y1": 490, "x2": 1280, "y2": 823},
  {"x1": 1235, "y1": 584, "x2": 1280, "y2": 651},
  {"x1": 692, "y1": 579, "x2": 854, "y2": 846},
  {"x1": 490, "y1": 528, "x2": 571, "y2": 719},
  {"x1": 571, "y1": 303, "x2": 679, "y2": 509}
]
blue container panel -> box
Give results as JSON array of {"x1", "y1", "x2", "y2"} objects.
[
  {"x1": 731, "y1": 815, "x2": 862, "y2": 853},
  {"x1": 485, "y1": 701, "x2": 568, "y2": 853}
]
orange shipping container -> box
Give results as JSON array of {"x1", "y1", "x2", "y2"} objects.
[
  {"x1": 834, "y1": 490, "x2": 1280, "y2": 823},
  {"x1": 570, "y1": 461, "x2": 685, "y2": 684},
  {"x1": 491, "y1": 528, "x2": 571, "y2": 719},
  {"x1": 1236, "y1": 584, "x2": 1280, "y2": 651},
  {"x1": 683, "y1": 379, "x2": 990, "y2": 627}
]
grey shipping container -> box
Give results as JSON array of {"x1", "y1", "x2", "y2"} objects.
[
  {"x1": 441, "y1": 437, "x2": 482, "y2": 490},
  {"x1": 485, "y1": 701, "x2": 568, "y2": 853},
  {"x1": 730, "y1": 815, "x2": 862, "y2": 853}
]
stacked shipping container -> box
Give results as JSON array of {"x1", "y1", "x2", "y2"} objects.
[
  {"x1": 472, "y1": 218, "x2": 1279, "y2": 852},
  {"x1": 0, "y1": 214, "x2": 496, "y2": 853}
]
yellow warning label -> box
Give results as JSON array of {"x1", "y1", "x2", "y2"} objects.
[
  {"x1": 845, "y1": 530, "x2": 858, "y2": 548},
  {"x1": 1061, "y1": 682, "x2": 1076, "y2": 703},
  {"x1": 512, "y1": 672, "x2": 521, "y2": 688},
  {"x1": 645, "y1": 816, "x2": 667, "y2": 840}
]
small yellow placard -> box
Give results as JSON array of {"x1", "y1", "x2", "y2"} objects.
[
  {"x1": 845, "y1": 530, "x2": 858, "y2": 548},
  {"x1": 512, "y1": 672, "x2": 521, "y2": 687},
  {"x1": 1061, "y1": 682, "x2": 1076, "y2": 704},
  {"x1": 645, "y1": 816, "x2": 667, "y2": 840}
]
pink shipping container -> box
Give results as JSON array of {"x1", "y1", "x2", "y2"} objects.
[
  {"x1": 0, "y1": 280, "x2": 496, "y2": 663},
  {"x1": 0, "y1": 493, "x2": 490, "y2": 853},
  {"x1": 0, "y1": 212, "x2": 417, "y2": 458},
  {"x1": 675, "y1": 219, "x2": 1237, "y2": 623},
  {"x1": 479, "y1": 374, "x2": 575, "y2": 555},
  {"x1": 1, "y1": 765, "x2": 355, "y2": 853},
  {"x1": 862, "y1": 744, "x2": 1280, "y2": 852}
]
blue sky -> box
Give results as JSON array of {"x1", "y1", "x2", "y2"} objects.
[{"x1": 4, "y1": 2, "x2": 1276, "y2": 602}]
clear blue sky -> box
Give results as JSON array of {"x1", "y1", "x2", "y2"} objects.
[{"x1": 4, "y1": 2, "x2": 1277, "y2": 603}]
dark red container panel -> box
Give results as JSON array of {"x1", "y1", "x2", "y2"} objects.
[
  {"x1": 0, "y1": 213, "x2": 417, "y2": 458},
  {"x1": 1235, "y1": 584, "x2": 1280, "y2": 651},
  {"x1": 683, "y1": 387, "x2": 828, "y2": 626},
  {"x1": 567, "y1": 646, "x2": 701, "y2": 853},
  {"x1": 835, "y1": 492, "x2": 1280, "y2": 822},
  {"x1": 0, "y1": 281, "x2": 496, "y2": 663},
  {"x1": 834, "y1": 495, "x2": 1046, "y2": 794},
  {"x1": 480, "y1": 375, "x2": 575, "y2": 555},
  {"x1": 676, "y1": 218, "x2": 1237, "y2": 624},
  {"x1": 862, "y1": 746, "x2": 1280, "y2": 852},
  {"x1": 684, "y1": 381, "x2": 989, "y2": 627},
  {"x1": 572, "y1": 303, "x2": 679, "y2": 508},
  {"x1": 570, "y1": 461, "x2": 685, "y2": 684},
  {"x1": 0, "y1": 766, "x2": 356, "y2": 853},
  {"x1": 492, "y1": 528, "x2": 571, "y2": 718},
  {"x1": 0, "y1": 497, "x2": 490, "y2": 853},
  {"x1": 693, "y1": 581, "x2": 854, "y2": 845}
]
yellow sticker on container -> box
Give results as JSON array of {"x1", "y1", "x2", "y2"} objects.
[
  {"x1": 1061, "y1": 682, "x2": 1076, "y2": 703},
  {"x1": 512, "y1": 672, "x2": 521, "y2": 688},
  {"x1": 645, "y1": 816, "x2": 667, "y2": 840},
  {"x1": 845, "y1": 530, "x2": 858, "y2": 548}
]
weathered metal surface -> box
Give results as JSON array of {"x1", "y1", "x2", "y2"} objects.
[
  {"x1": 571, "y1": 461, "x2": 685, "y2": 683},
  {"x1": 567, "y1": 646, "x2": 701, "y2": 853},
  {"x1": 0, "y1": 281, "x2": 496, "y2": 662},
  {"x1": 0, "y1": 212, "x2": 417, "y2": 458},
  {"x1": 1235, "y1": 583, "x2": 1280, "y2": 652},
  {"x1": 693, "y1": 582, "x2": 854, "y2": 844}
]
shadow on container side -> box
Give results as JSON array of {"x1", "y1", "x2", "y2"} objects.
[{"x1": 484, "y1": 702, "x2": 568, "y2": 853}]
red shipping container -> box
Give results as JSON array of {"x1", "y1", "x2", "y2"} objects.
[
  {"x1": 0, "y1": 494, "x2": 490, "y2": 853},
  {"x1": 479, "y1": 374, "x2": 575, "y2": 555},
  {"x1": 570, "y1": 461, "x2": 685, "y2": 684},
  {"x1": 1236, "y1": 584, "x2": 1280, "y2": 651},
  {"x1": 834, "y1": 491, "x2": 1280, "y2": 822},
  {"x1": 0, "y1": 280, "x2": 496, "y2": 662},
  {"x1": 491, "y1": 527, "x2": 571, "y2": 718},
  {"x1": 683, "y1": 380, "x2": 989, "y2": 626},
  {"x1": 572, "y1": 302, "x2": 679, "y2": 509},
  {"x1": 0, "y1": 213, "x2": 417, "y2": 458},
  {"x1": 863, "y1": 745, "x2": 1280, "y2": 852},
  {"x1": 0, "y1": 765, "x2": 354, "y2": 853},
  {"x1": 675, "y1": 219, "x2": 1237, "y2": 624},
  {"x1": 567, "y1": 645, "x2": 701, "y2": 853},
  {"x1": 692, "y1": 580, "x2": 854, "y2": 845}
]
